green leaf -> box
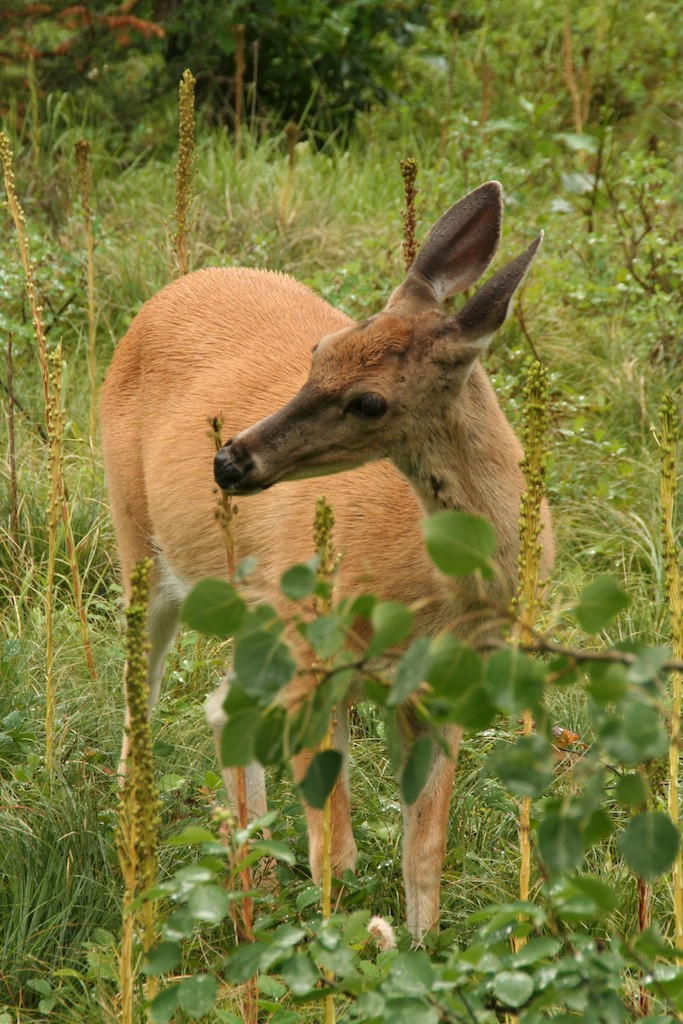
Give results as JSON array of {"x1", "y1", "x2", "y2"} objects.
[
  {"x1": 491, "y1": 735, "x2": 554, "y2": 797},
  {"x1": 485, "y1": 647, "x2": 545, "y2": 714},
  {"x1": 252, "y1": 839, "x2": 296, "y2": 866},
  {"x1": 177, "y1": 974, "x2": 217, "y2": 1018},
  {"x1": 301, "y1": 616, "x2": 346, "y2": 658},
  {"x1": 181, "y1": 578, "x2": 246, "y2": 637},
  {"x1": 587, "y1": 662, "x2": 628, "y2": 704},
  {"x1": 423, "y1": 635, "x2": 495, "y2": 728},
  {"x1": 366, "y1": 601, "x2": 413, "y2": 659},
  {"x1": 628, "y1": 646, "x2": 671, "y2": 684},
  {"x1": 387, "y1": 951, "x2": 434, "y2": 996},
  {"x1": 299, "y1": 749, "x2": 343, "y2": 809},
  {"x1": 492, "y1": 969, "x2": 534, "y2": 1008},
  {"x1": 553, "y1": 131, "x2": 598, "y2": 154},
  {"x1": 561, "y1": 170, "x2": 594, "y2": 195},
  {"x1": 186, "y1": 885, "x2": 230, "y2": 924},
  {"x1": 400, "y1": 735, "x2": 433, "y2": 805},
  {"x1": 600, "y1": 702, "x2": 668, "y2": 764},
  {"x1": 382, "y1": 999, "x2": 439, "y2": 1024},
  {"x1": 619, "y1": 811, "x2": 680, "y2": 881},
  {"x1": 234, "y1": 630, "x2": 296, "y2": 699},
  {"x1": 253, "y1": 708, "x2": 286, "y2": 765},
  {"x1": 426, "y1": 636, "x2": 483, "y2": 692},
  {"x1": 387, "y1": 637, "x2": 430, "y2": 707},
  {"x1": 615, "y1": 773, "x2": 649, "y2": 808},
  {"x1": 142, "y1": 941, "x2": 182, "y2": 977},
  {"x1": 575, "y1": 576, "x2": 630, "y2": 633},
  {"x1": 149, "y1": 985, "x2": 180, "y2": 1024},
  {"x1": 568, "y1": 875, "x2": 619, "y2": 912},
  {"x1": 280, "y1": 954, "x2": 320, "y2": 996},
  {"x1": 537, "y1": 815, "x2": 583, "y2": 875},
  {"x1": 433, "y1": 683, "x2": 497, "y2": 730},
  {"x1": 423, "y1": 511, "x2": 495, "y2": 578},
  {"x1": 280, "y1": 563, "x2": 317, "y2": 600},
  {"x1": 512, "y1": 937, "x2": 562, "y2": 966},
  {"x1": 223, "y1": 942, "x2": 269, "y2": 983},
  {"x1": 220, "y1": 708, "x2": 260, "y2": 767}
]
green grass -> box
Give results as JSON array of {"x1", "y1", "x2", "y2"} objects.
[{"x1": 1, "y1": 33, "x2": 682, "y2": 1017}]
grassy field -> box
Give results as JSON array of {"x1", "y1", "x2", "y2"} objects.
[{"x1": 1, "y1": 8, "x2": 682, "y2": 1018}]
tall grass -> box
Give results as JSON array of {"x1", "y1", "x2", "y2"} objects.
[{"x1": 0, "y1": 44, "x2": 682, "y2": 1015}]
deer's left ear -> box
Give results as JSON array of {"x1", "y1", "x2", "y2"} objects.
[
  {"x1": 448, "y1": 232, "x2": 544, "y2": 353},
  {"x1": 386, "y1": 181, "x2": 503, "y2": 312}
]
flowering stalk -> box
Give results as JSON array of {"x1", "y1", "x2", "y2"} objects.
[
  {"x1": 513, "y1": 361, "x2": 549, "y2": 945},
  {"x1": 313, "y1": 495, "x2": 338, "y2": 1024},
  {"x1": 45, "y1": 346, "x2": 64, "y2": 775},
  {"x1": 400, "y1": 157, "x2": 418, "y2": 272},
  {"x1": 211, "y1": 418, "x2": 256, "y2": 1021},
  {"x1": 174, "y1": 69, "x2": 196, "y2": 277},
  {"x1": 116, "y1": 559, "x2": 161, "y2": 1021},
  {"x1": 208, "y1": 416, "x2": 237, "y2": 578},
  {"x1": 75, "y1": 140, "x2": 97, "y2": 440},
  {"x1": 0, "y1": 130, "x2": 95, "y2": 679}
]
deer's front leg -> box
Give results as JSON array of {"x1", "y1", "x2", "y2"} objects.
[
  {"x1": 292, "y1": 701, "x2": 358, "y2": 884},
  {"x1": 205, "y1": 676, "x2": 268, "y2": 820},
  {"x1": 402, "y1": 723, "x2": 462, "y2": 940}
]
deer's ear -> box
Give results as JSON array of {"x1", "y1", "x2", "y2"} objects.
[
  {"x1": 387, "y1": 181, "x2": 503, "y2": 311},
  {"x1": 453, "y1": 232, "x2": 543, "y2": 348}
]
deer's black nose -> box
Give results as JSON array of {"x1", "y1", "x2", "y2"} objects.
[{"x1": 214, "y1": 447, "x2": 255, "y2": 490}]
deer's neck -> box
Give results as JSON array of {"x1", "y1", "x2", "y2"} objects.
[{"x1": 394, "y1": 364, "x2": 525, "y2": 553}]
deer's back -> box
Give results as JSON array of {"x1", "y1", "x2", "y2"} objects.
[{"x1": 101, "y1": 268, "x2": 458, "y2": 632}]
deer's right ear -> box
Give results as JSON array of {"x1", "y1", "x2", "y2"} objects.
[{"x1": 387, "y1": 181, "x2": 503, "y2": 310}]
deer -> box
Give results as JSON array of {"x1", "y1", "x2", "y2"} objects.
[{"x1": 100, "y1": 180, "x2": 554, "y2": 940}]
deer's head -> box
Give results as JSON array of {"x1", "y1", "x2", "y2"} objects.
[{"x1": 214, "y1": 181, "x2": 542, "y2": 494}]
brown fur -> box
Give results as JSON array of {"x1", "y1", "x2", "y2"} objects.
[{"x1": 101, "y1": 183, "x2": 554, "y2": 939}]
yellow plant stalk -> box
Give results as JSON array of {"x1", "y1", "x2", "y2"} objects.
[
  {"x1": 75, "y1": 140, "x2": 97, "y2": 440},
  {"x1": 173, "y1": 69, "x2": 196, "y2": 277},
  {"x1": 116, "y1": 559, "x2": 161, "y2": 1021},
  {"x1": 0, "y1": 130, "x2": 96, "y2": 679},
  {"x1": 660, "y1": 393, "x2": 683, "y2": 956},
  {"x1": 313, "y1": 495, "x2": 338, "y2": 1024},
  {"x1": 513, "y1": 361, "x2": 549, "y2": 947}
]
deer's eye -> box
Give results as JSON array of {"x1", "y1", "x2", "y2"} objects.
[{"x1": 346, "y1": 393, "x2": 388, "y2": 419}]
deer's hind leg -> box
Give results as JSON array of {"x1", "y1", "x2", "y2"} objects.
[
  {"x1": 401, "y1": 721, "x2": 462, "y2": 940},
  {"x1": 292, "y1": 698, "x2": 358, "y2": 885}
]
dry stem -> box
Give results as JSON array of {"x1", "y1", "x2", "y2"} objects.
[
  {"x1": 6, "y1": 333, "x2": 19, "y2": 571},
  {"x1": 75, "y1": 140, "x2": 97, "y2": 439},
  {"x1": 562, "y1": 15, "x2": 584, "y2": 137},
  {"x1": 234, "y1": 24, "x2": 246, "y2": 157}
]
